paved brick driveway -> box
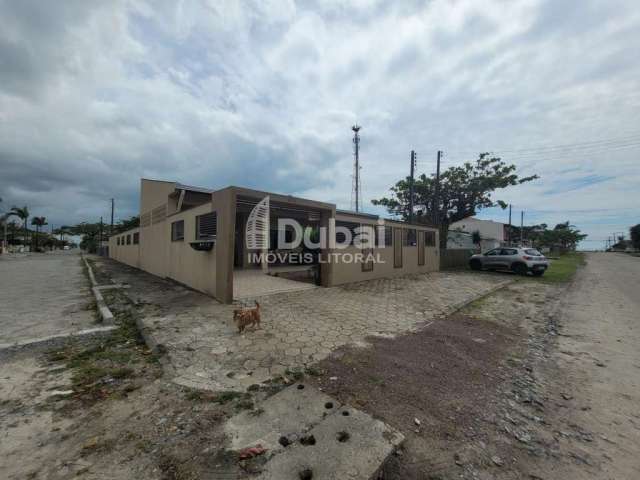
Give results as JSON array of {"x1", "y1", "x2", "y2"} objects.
[{"x1": 120, "y1": 266, "x2": 512, "y2": 391}]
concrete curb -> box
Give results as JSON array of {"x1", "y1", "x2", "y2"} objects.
[
  {"x1": 0, "y1": 325, "x2": 118, "y2": 353},
  {"x1": 440, "y1": 277, "x2": 516, "y2": 318},
  {"x1": 82, "y1": 255, "x2": 114, "y2": 323}
]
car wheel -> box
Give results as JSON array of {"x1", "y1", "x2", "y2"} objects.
[
  {"x1": 512, "y1": 263, "x2": 528, "y2": 275},
  {"x1": 532, "y1": 270, "x2": 545, "y2": 277},
  {"x1": 469, "y1": 259, "x2": 481, "y2": 270}
]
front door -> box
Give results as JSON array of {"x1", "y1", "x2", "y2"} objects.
[{"x1": 393, "y1": 228, "x2": 403, "y2": 268}]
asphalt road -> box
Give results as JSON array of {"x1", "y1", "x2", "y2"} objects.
[
  {"x1": 554, "y1": 252, "x2": 640, "y2": 478},
  {"x1": 0, "y1": 250, "x2": 96, "y2": 347}
]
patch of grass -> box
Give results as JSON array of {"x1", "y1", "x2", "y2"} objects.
[
  {"x1": 235, "y1": 398, "x2": 254, "y2": 411},
  {"x1": 537, "y1": 252, "x2": 585, "y2": 283},
  {"x1": 215, "y1": 391, "x2": 246, "y2": 404},
  {"x1": 183, "y1": 388, "x2": 250, "y2": 407},
  {"x1": 45, "y1": 291, "x2": 158, "y2": 405},
  {"x1": 304, "y1": 366, "x2": 321, "y2": 377},
  {"x1": 285, "y1": 367, "x2": 304, "y2": 381}
]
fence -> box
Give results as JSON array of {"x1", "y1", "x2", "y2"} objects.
[{"x1": 440, "y1": 249, "x2": 473, "y2": 269}]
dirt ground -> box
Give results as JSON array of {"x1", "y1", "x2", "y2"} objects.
[
  {"x1": 311, "y1": 253, "x2": 640, "y2": 479},
  {"x1": 0, "y1": 286, "x2": 269, "y2": 480},
  {"x1": 2, "y1": 253, "x2": 638, "y2": 479}
]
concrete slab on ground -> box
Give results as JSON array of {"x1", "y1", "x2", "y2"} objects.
[
  {"x1": 225, "y1": 383, "x2": 341, "y2": 452},
  {"x1": 233, "y1": 269, "x2": 316, "y2": 300},
  {"x1": 256, "y1": 400, "x2": 404, "y2": 480}
]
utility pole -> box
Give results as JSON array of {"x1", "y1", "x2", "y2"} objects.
[
  {"x1": 508, "y1": 204, "x2": 512, "y2": 246},
  {"x1": 520, "y1": 211, "x2": 524, "y2": 246},
  {"x1": 409, "y1": 150, "x2": 416, "y2": 223},
  {"x1": 433, "y1": 150, "x2": 442, "y2": 225},
  {"x1": 110, "y1": 198, "x2": 115, "y2": 235},
  {"x1": 99, "y1": 216, "x2": 103, "y2": 254},
  {"x1": 351, "y1": 125, "x2": 362, "y2": 213}
]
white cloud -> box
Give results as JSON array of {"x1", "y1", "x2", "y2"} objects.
[{"x1": 0, "y1": 0, "x2": 639, "y2": 247}]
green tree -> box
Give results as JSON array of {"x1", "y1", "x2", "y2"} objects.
[
  {"x1": 372, "y1": 153, "x2": 538, "y2": 248},
  {"x1": 550, "y1": 222, "x2": 587, "y2": 251},
  {"x1": 68, "y1": 221, "x2": 102, "y2": 253},
  {"x1": 630, "y1": 224, "x2": 640, "y2": 250},
  {"x1": 31, "y1": 216, "x2": 48, "y2": 251},
  {"x1": 113, "y1": 215, "x2": 140, "y2": 234},
  {"x1": 10, "y1": 206, "x2": 29, "y2": 246},
  {"x1": 471, "y1": 230, "x2": 482, "y2": 246}
]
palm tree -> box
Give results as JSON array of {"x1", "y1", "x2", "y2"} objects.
[
  {"x1": 10, "y1": 206, "x2": 29, "y2": 247},
  {"x1": 31, "y1": 216, "x2": 47, "y2": 251}
]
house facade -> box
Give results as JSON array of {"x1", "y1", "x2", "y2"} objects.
[{"x1": 109, "y1": 179, "x2": 440, "y2": 303}]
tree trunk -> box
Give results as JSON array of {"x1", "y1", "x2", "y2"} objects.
[{"x1": 439, "y1": 223, "x2": 449, "y2": 250}]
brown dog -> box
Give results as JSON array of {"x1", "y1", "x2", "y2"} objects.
[{"x1": 233, "y1": 301, "x2": 261, "y2": 333}]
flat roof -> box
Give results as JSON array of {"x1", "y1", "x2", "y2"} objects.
[{"x1": 175, "y1": 182, "x2": 214, "y2": 194}]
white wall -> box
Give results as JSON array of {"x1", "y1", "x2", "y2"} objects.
[{"x1": 450, "y1": 217, "x2": 505, "y2": 242}]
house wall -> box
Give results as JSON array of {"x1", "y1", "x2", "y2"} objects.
[
  {"x1": 109, "y1": 180, "x2": 441, "y2": 303},
  {"x1": 166, "y1": 203, "x2": 217, "y2": 296},
  {"x1": 108, "y1": 228, "x2": 140, "y2": 268},
  {"x1": 329, "y1": 214, "x2": 439, "y2": 286}
]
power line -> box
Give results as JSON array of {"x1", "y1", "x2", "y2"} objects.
[
  {"x1": 414, "y1": 132, "x2": 640, "y2": 156},
  {"x1": 415, "y1": 141, "x2": 640, "y2": 165}
]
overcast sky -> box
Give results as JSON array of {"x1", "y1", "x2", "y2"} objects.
[{"x1": 1, "y1": 0, "x2": 639, "y2": 248}]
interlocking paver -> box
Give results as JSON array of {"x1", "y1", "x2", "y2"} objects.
[{"x1": 128, "y1": 270, "x2": 512, "y2": 391}]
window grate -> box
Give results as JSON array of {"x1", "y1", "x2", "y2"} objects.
[
  {"x1": 196, "y1": 212, "x2": 217, "y2": 240},
  {"x1": 335, "y1": 221, "x2": 359, "y2": 246},
  {"x1": 405, "y1": 229, "x2": 417, "y2": 246}
]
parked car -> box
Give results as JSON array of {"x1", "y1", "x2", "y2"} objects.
[{"x1": 469, "y1": 247, "x2": 549, "y2": 276}]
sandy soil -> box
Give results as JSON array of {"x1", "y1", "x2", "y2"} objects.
[{"x1": 311, "y1": 254, "x2": 640, "y2": 479}]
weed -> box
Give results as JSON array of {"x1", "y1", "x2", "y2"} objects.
[
  {"x1": 285, "y1": 368, "x2": 304, "y2": 381},
  {"x1": 304, "y1": 366, "x2": 321, "y2": 376},
  {"x1": 215, "y1": 391, "x2": 245, "y2": 404},
  {"x1": 537, "y1": 252, "x2": 585, "y2": 283}
]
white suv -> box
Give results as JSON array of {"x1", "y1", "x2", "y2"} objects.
[{"x1": 469, "y1": 247, "x2": 549, "y2": 276}]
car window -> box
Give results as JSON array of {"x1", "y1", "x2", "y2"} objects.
[
  {"x1": 525, "y1": 249, "x2": 542, "y2": 256},
  {"x1": 502, "y1": 249, "x2": 518, "y2": 255},
  {"x1": 485, "y1": 249, "x2": 499, "y2": 256}
]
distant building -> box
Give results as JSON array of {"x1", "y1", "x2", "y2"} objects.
[
  {"x1": 449, "y1": 217, "x2": 508, "y2": 253},
  {"x1": 446, "y1": 230, "x2": 475, "y2": 250}
]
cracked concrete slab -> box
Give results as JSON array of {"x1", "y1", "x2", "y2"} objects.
[
  {"x1": 256, "y1": 402, "x2": 404, "y2": 480},
  {"x1": 225, "y1": 383, "x2": 341, "y2": 452}
]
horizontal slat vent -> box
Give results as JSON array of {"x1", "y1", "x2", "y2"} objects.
[
  {"x1": 140, "y1": 212, "x2": 151, "y2": 228},
  {"x1": 196, "y1": 212, "x2": 217, "y2": 239},
  {"x1": 151, "y1": 205, "x2": 166, "y2": 224}
]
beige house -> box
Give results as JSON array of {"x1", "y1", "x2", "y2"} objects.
[{"x1": 109, "y1": 179, "x2": 440, "y2": 303}]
